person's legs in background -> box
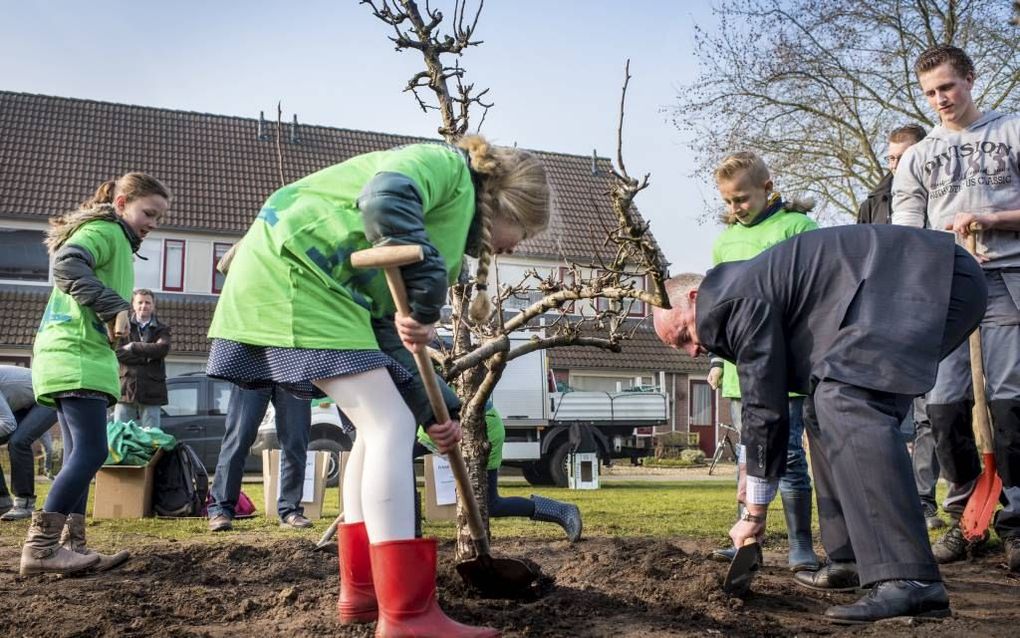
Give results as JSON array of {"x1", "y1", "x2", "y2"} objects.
[
  {"x1": 112, "y1": 402, "x2": 140, "y2": 425},
  {"x1": 40, "y1": 428, "x2": 55, "y2": 479},
  {"x1": 485, "y1": 468, "x2": 582, "y2": 542},
  {"x1": 208, "y1": 385, "x2": 271, "y2": 531},
  {"x1": 273, "y1": 386, "x2": 312, "y2": 527},
  {"x1": 139, "y1": 404, "x2": 162, "y2": 430},
  {"x1": 780, "y1": 397, "x2": 820, "y2": 572},
  {"x1": 1, "y1": 405, "x2": 57, "y2": 521},
  {"x1": 911, "y1": 395, "x2": 945, "y2": 529}
]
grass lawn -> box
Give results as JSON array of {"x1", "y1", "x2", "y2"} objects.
[{"x1": 0, "y1": 471, "x2": 953, "y2": 551}]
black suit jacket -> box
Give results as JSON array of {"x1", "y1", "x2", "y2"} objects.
[{"x1": 696, "y1": 225, "x2": 957, "y2": 479}]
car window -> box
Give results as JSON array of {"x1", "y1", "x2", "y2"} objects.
[
  {"x1": 164, "y1": 384, "x2": 200, "y2": 417},
  {"x1": 212, "y1": 381, "x2": 233, "y2": 415}
]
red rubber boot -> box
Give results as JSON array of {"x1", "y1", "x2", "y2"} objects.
[
  {"x1": 370, "y1": 538, "x2": 500, "y2": 638},
  {"x1": 337, "y1": 522, "x2": 378, "y2": 624}
]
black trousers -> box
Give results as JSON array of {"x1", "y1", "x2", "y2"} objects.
[{"x1": 801, "y1": 247, "x2": 986, "y2": 585}]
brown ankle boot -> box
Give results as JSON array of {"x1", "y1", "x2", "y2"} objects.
[
  {"x1": 20, "y1": 511, "x2": 101, "y2": 575},
  {"x1": 61, "y1": 513, "x2": 130, "y2": 572}
]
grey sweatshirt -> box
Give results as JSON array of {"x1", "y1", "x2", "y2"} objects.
[
  {"x1": 0, "y1": 365, "x2": 35, "y2": 437},
  {"x1": 891, "y1": 111, "x2": 1020, "y2": 268}
]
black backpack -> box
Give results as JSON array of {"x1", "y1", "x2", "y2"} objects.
[{"x1": 152, "y1": 444, "x2": 209, "y2": 517}]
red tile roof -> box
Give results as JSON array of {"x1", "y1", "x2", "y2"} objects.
[
  {"x1": 0, "y1": 285, "x2": 214, "y2": 356},
  {"x1": 0, "y1": 91, "x2": 690, "y2": 372},
  {"x1": 0, "y1": 90, "x2": 664, "y2": 263}
]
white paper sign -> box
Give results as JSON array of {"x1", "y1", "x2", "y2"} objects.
[
  {"x1": 278, "y1": 451, "x2": 316, "y2": 503},
  {"x1": 431, "y1": 455, "x2": 458, "y2": 506}
]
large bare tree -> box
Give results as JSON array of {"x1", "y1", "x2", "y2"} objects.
[
  {"x1": 673, "y1": 0, "x2": 1020, "y2": 224},
  {"x1": 362, "y1": 0, "x2": 670, "y2": 559}
]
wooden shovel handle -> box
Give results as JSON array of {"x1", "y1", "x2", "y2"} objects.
[
  {"x1": 380, "y1": 267, "x2": 492, "y2": 553},
  {"x1": 965, "y1": 233, "x2": 995, "y2": 455}
]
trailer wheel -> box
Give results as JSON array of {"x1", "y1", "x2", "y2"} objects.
[
  {"x1": 521, "y1": 462, "x2": 553, "y2": 486},
  {"x1": 547, "y1": 440, "x2": 572, "y2": 488}
]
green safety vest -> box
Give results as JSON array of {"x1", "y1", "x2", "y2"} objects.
[
  {"x1": 711, "y1": 209, "x2": 817, "y2": 399},
  {"x1": 33, "y1": 220, "x2": 134, "y2": 406},
  {"x1": 417, "y1": 408, "x2": 505, "y2": 471},
  {"x1": 208, "y1": 143, "x2": 475, "y2": 350}
]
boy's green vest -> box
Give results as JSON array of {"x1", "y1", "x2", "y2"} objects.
[
  {"x1": 711, "y1": 210, "x2": 817, "y2": 399},
  {"x1": 417, "y1": 408, "x2": 505, "y2": 471}
]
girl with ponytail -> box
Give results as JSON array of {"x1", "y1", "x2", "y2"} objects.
[
  {"x1": 207, "y1": 137, "x2": 549, "y2": 637},
  {"x1": 22, "y1": 172, "x2": 170, "y2": 577}
]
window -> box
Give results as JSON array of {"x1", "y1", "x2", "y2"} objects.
[
  {"x1": 162, "y1": 239, "x2": 185, "y2": 291},
  {"x1": 569, "y1": 373, "x2": 654, "y2": 393},
  {"x1": 628, "y1": 275, "x2": 647, "y2": 318},
  {"x1": 212, "y1": 242, "x2": 232, "y2": 293},
  {"x1": 689, "y1": 380, "x2": 715, "y2": 427},
  {"x1": 134, "y1": 240, "x2": 161, "y2": 290},
  {"x1": 0, "y1": 229, "x2": 49, "y2": 282},
  {"x1": 211, "y1": 381, "x2": 233, "y2": 415},
  {"x1": 163, "y1": 384, "x2": 199, "y2": 416}
]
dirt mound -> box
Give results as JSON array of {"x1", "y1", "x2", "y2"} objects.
[{"x1": 2, "y1": 535, "x2": 1018, "y2": 636}]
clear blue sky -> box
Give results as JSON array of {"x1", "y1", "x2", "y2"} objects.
[{"x1": 0, "y1": 0, "x2": 720, "y2": 272}]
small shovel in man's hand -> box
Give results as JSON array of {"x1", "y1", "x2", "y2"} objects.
[{"x1": 722, "y1": 538, "x2": 762, "y2": 597}]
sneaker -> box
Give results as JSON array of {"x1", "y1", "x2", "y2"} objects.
[
  {"x1": 923, "y1": 504, "x2": 946, "y2": 530},
  {"x1": 208, "y1": 514, "x2": 233, "y2": 532},
  {"x1": 1005, "y1": 537, "x2": 1020, "y2": 574},
  {"x1": 280, "y1": 512, "x2": 313, "y2": 529},
  {"x1": 932, "y1": 523, "x2": 986, "y2": 564}
]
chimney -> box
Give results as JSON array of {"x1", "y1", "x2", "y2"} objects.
[
  {"x1": 290, "y1": 113, "x2": 300, "y2": 144},
  {"x1": 257, "y1": 111, "x2": 268, "y2": 141},
  {"x1": 591, "y1": 149, "x2": 598, "y2": 176}
]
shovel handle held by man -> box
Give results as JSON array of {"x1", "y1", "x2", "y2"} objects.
[{"x1": 961, "y1": 229, "x2": 1004, "y2": 542}]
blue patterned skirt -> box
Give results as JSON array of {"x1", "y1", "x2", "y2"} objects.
[{"x1": 206, "y1": 339, "x2": 413, "y2": 400}]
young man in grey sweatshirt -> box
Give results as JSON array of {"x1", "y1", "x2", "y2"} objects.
[{"x1": 892, "y1": 45, "x2": 1020, "y2": 573}]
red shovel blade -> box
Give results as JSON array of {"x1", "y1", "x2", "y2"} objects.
[{"x1": 960, "y1": 452, "x2": 1003, "y2": 543}]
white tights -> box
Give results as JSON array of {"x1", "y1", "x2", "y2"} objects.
[{"x1": 314, "y1": 368, "x2": 417, "y2": 543}]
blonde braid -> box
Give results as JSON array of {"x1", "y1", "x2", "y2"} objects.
[
  {"x1": 456, "y1": 134, "x2": 551, "y2": 324},
  {"x1": 459, "y1": 135, "x2": 499, "y2": 324},
  {"x1": 469, "y1": 195, "x2": 495, "y2": 323}
]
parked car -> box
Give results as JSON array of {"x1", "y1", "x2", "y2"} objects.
[{"x1": 160, "y1": 373, "x2": 352, "y2": 486}]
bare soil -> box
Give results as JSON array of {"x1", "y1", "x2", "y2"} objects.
[{"x1": 2, "y1": 535, "x2": 1018, "y2": 637}]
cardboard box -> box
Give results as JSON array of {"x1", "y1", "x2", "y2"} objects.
[
  {"x1": 423, "y1": 453, "x2": 458, "y2": 521},
  {"x1": 261, "y1": 450, "x2": 330, "y2": 521},
  {"x1": 92, "y1": 448, "x2": 165, "y2": 519}
]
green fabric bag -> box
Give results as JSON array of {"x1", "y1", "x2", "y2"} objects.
[{"x1": 105, "y1": 420, "x2": 178, "y2": 466}]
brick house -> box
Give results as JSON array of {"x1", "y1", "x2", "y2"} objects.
[{"x1": 0, "y1": 91, "x2": 722, "y2": 454}]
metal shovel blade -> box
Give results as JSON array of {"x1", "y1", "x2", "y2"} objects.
[
  {"x1": 455, "y1": 553, "x2": 542, "y2": 599},
  {"x1": 722, "y1": 540, "x2": 761, "y2": 597},
  {"x1": 961, "y1": 452, "x2": 1003, "y2": 542}
]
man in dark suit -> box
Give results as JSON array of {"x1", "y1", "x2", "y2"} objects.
[{"x1": 653, "y1": 225, "x2": 986, "y2": 623}]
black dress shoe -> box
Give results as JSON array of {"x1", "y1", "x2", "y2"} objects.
[
  {"x1": 824, "y1": 580, "x2": 950, "y2": 624},
  {"x1": 793, "y1": 561, "x2": 859, "y2": 592}
]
